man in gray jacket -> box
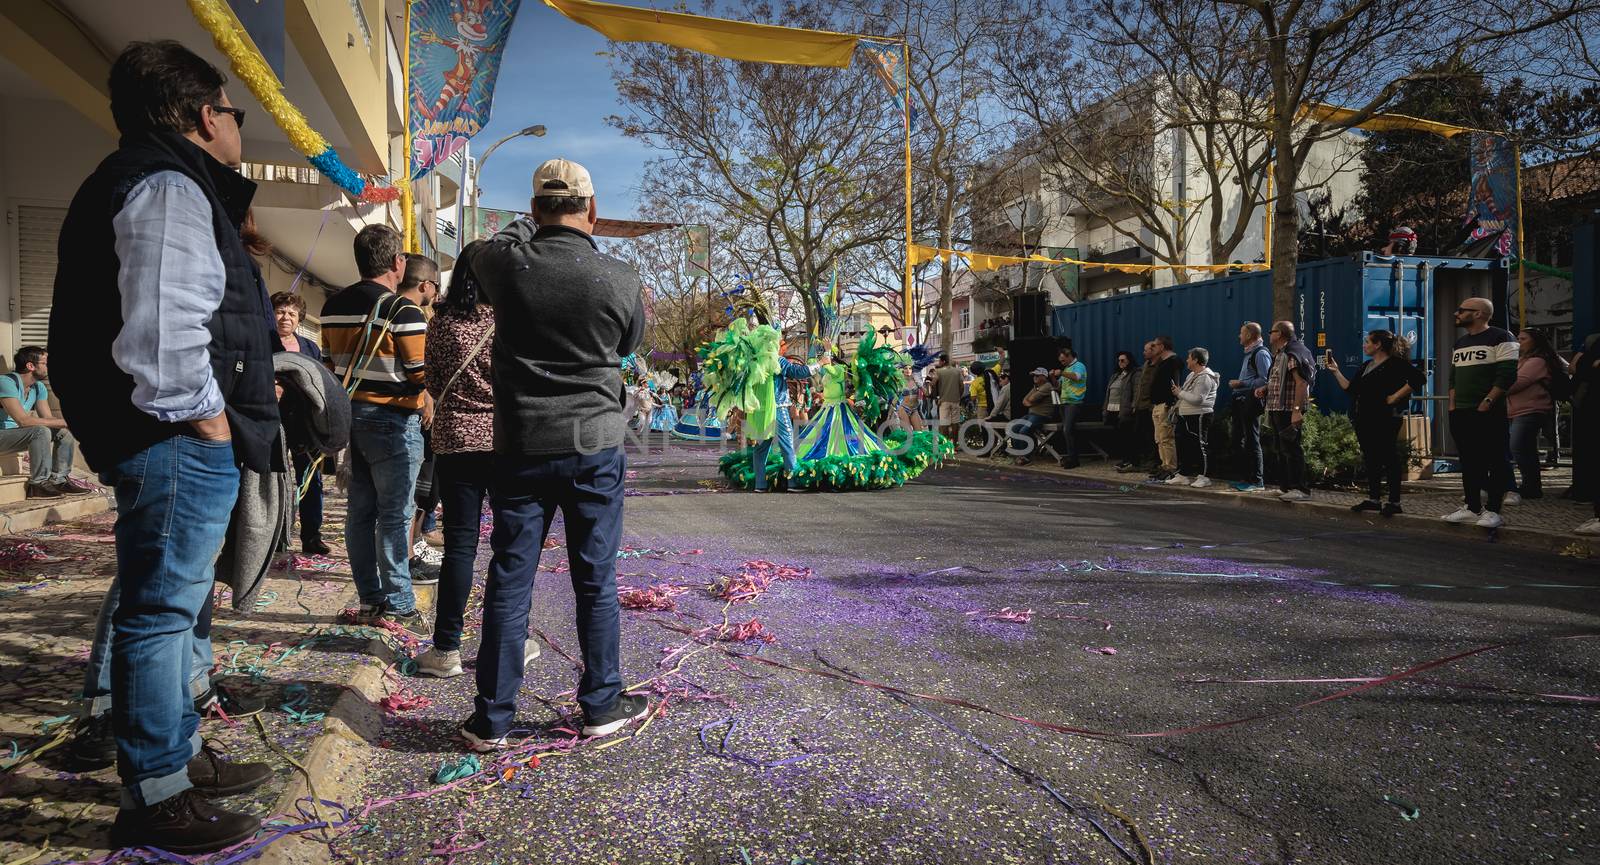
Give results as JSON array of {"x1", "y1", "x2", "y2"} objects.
[{"x1": 461, "y1": 158, "x2": 649, "y2": 750}]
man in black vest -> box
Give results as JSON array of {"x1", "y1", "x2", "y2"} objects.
[{"x1": 49, "y1": 41, "x2": 278, "y2": 853}]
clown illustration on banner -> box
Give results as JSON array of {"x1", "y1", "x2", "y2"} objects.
[
  {"x1": 410, "y1": 0, "x2": 521, "y2": 180},
  {"x1": 1466, "y1": 132, "x2": 1517, "y2": 257}
]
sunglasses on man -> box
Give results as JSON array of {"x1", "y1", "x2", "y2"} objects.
[{"x1": 209, "y1": 104, "x2": 246, "y2": 130}]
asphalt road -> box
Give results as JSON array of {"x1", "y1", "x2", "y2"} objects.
[{"x1": 345, "y1": 444, "x2": 1600, "y2": 865}]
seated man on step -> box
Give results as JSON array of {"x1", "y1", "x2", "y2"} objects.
[{"x1": 0, "y1": 346, "x2": 88, "y2": 498}]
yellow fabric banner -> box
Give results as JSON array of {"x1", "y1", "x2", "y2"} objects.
[
  {"x1": 909, "y1": 244, "x2": 1269, "y2": 274},
  {"x1": 543, "y1": 0, "x2": 860, "y2": 68},
  {"x1": 1302, "y1": 102, "x2": 1473, "y2": 139}
]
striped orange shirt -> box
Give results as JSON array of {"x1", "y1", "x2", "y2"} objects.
[{"x1": 319, "y1": 281, "x2": 427, "y2": 409}]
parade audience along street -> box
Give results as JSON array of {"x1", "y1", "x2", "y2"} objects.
[{"x1": 4, "y1": 10, "x2": 1599, "y2": 864}]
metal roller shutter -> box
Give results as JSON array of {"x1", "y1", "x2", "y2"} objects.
[{"x1": 16, "y1": 205, "x2": 66, "y2": 350}]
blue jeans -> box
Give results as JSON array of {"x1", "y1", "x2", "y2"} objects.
[
  {"x1": 83, "y1": 581, "x2": 212, "y2": 717},
  {"x1": 100, "y1": 434, "x2": 240, "y2": 808},
  {"x1": 751, "y1": 410, "x2": 796, "y2": 490},
  {"x1": 346, "y1": 403, "x2": 424, "y2": 615},
  {"x1": 433, "y1": 451, "x2": 493, "y2": 652},
  {"x1": 0, "y1": 426, "x2": 77, "y2": 484},
  {"x1": 1509, "y1": 412, "x2": 1549, "y2": 493},
  {"x1": 473, "y1": 447, "x2": 626, "y2": 735},
  {"x1": 1009, "y1": 413, "x2": 1051, "y2": 452}
]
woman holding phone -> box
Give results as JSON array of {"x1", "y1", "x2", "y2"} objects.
[{"x1": 1324, "y1": 330, "x2": 1426, "y2": 516}]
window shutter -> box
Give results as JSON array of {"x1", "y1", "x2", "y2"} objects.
[{"x1": 16, "y1": 205, "x2": 67, "y2": 350}]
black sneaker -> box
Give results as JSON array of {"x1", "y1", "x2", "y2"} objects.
[
  {"x1": 408, "y1": 558, "x2": 440, "y2": 586},
  {"x1": 1058, "y1": 458, "x2": 1081, "y2": 469},
  {"x1": 581, "y1": 694, "x2": 651, "y2": 737},
  {"x1": 302, "y1": 537, "x2": 332, "y2": 556},
  {"x1": 385, "y1": 608, "x2": 433, "y2": 638},
  {"x1": 1350, "y1": 499, "x2": 1381, "y2": 513},
  {"x1": 186, "y1": 741, "x2": 273, "y2": 796},
  {"x1": 195, "y1": 682, "x2": 264, "y2": 720},
  {"x1": 63, "y1": 713, "x2": 117, "y2": 772},
  {"x1": 110, "y1": 789, "x2": 260, "y2": 854},
  {"x1": 1380, "y1": 502, "x2": 1403, "y2": 517}
]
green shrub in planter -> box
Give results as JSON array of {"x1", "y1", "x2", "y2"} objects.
[{"x1": 1260, "y1": 404, "x2": 1363, "y2": 486}]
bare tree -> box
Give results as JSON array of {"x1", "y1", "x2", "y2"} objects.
[
  {"x1": 1202, "y1": 0, "x2": 1598, "y2": 318},
  {"x1": 992, "y1": 2, "x2": 1280, "y2": 287},
  {"x1": 852, "y1": 0, "x2": 1027, "y2": 354},
  {"x1": 607, "y1": 1, "x2": 904, "y2": 339},
  {"x1": 997, "y1": 0, "x2": 1597, "y2": 318}
]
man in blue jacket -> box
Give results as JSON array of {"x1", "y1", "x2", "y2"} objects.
[{"x1": 1229, "y1": 321, "x2": 1274, "y2": 491}]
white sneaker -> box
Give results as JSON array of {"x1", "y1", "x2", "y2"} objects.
[
  {"x1": 1164, "y1": 474, "x2": 1192, "y2": 486},
  {"x1": 459, "y1": 723, "x2": 522, "y2": 753},
  {"x1": 1475, "y1": 510, "x2": 1504, "y2": 529},
  {"x1": 1575, "y1": 518, "x2": 1600, "y2": 536},
  {"x1": 523, "y1": 638, "x2": 541, "y2": 669},
  {"x1": 1279, "y1": 490, "x2": 1310, "y2": 502},
  {"x1": 414, "y1": 647, "x2": 463, "y2": 678},
  {"x1": 1441, "y1": 506, "x2": 1479, "y2": 524},
  {"x1": 1502, "y1": 491, "x2": 1522, "y2": 506},
  {"x1": 412, "y1": 540, "x2": 444, "y2": 566},
  {"x1": 1190, "y1": 476, "x2": 1212, "y2": 488}
]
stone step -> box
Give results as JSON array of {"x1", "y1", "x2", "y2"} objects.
[
  {"x1": 0, "y1": 476, "x2": 25, "y2": 506},
  {"x1": 0, "y1": 489, "x2": 111, "y2": 534}
]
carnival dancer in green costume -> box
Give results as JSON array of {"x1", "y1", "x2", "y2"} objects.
[
  {"x1": 793, "y1": 350, "x2": 884, "y2": 461},
  {"x1": 700, "y1": 319, "x2": 815, "y2": 492},
  {"x1": 703, "y1": 323, "x2": 953, "y2": 491}
]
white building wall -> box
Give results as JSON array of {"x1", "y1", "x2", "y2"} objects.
[{"x1": 0, "y1": 95, "x2": 117, "y2": 368}]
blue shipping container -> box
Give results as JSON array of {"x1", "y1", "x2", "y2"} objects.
[{"x1": 1051, "y1": 253, "x2": 1508, "y2": 455}]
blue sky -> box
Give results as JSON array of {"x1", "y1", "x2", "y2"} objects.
[{"x1": 470, "y1": 3, "x2": 652, "y2": 219}]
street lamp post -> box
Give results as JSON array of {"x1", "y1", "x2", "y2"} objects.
[{"x1": 471, "y1": 123, "x2": 546, "y2": 241}]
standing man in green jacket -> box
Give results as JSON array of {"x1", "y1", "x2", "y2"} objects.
[{"x1": 1442, "y1": 297, "x2": 1518, "y2": 529}]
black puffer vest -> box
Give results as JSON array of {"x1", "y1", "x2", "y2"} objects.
[{"x1": 50, "y1": 131, "x2": 279, "y2": 474}]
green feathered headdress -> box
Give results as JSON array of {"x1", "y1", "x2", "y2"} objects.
[{"x1": 698, "y1": 319, "x2": 782, "y2": 440}]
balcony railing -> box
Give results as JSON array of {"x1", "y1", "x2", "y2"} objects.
[{"x1": 241, "y1": 161, "x2": 322, "y2": 185}]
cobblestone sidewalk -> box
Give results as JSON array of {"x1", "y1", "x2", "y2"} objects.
[{"x1": 0, "y1": 503, "x2": 380, "y2": 863}]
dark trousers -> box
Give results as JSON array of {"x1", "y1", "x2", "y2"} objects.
[
  {"x1": 1355, "y1": 415, "x2": 1404, "y2": 503},
  {"x1": 1232, "y1": 396, "x2": 1264, "y2": 485},
  {"x1": 1579, "y1": 400, "x2": 1600, "y2": 515},
  {"x1": 292, "y1": 451, "x2": 323, "y2": 545},
  {"x1": 1104, "y1": 411, "x2": 1135, "y2": 461},
  {"x1": 434, "y1": 451, "x2": 493, "y2": 652},
  {"x1": 1176, "y1": 413, "x2": 1211, "y2": 477},
  {"x1": 1268, "y1": 410, "x2": 1308, "y2": 493},
  {"x1": 1047, "y1": 403, "x2": 1081, "y2": 459},
  {"x1": 473, "y1": 447, "x2": 626, "y2": 736},
  {"x1": 1450, "y1": 408, "x2": 1512, "y2": 513},
  {"x1": 414, "y1": 432, "x2": 440, "y2": 516},
  {"x1": 1129, "y1": 407, "x2": 1155, "y2": 465}
]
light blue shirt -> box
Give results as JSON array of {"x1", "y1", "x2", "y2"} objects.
[
  {"x1": 0, "y1": 374, "x2": 47, "y2": 429},
  {"x1": 110, "y1": 171, "x2": 225, "y2": 423}
]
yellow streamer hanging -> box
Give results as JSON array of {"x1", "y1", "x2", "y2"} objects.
[
  {"x1": 909, "y1": 243, "x2": 1269, "y2": 275},
  {"x1": 187, "y1": 0, "x2": 326, "y2": 157}
]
